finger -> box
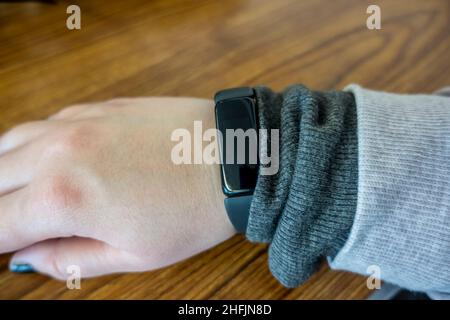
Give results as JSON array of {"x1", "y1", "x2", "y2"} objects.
[
  {"x1": 0, "y1": 121, "x2": 61, "y2": 155},
  {"x1": 53, "y1": 106, "x2": 107, "y2": 121},
  {"x1": 10, "y1": 237, "x2": 145, "y2": 280},
  {"x1": 0, "y1": 188, "x2": 69, "y2": 254},
  {"x1": 69, "y1": 108, "x2": 106, "y2": 120},
  {"x1": 48, "y1": 104, "x2": 90, "y2": 120},
  {"x1": 0, "y1": 142, "x2": 42, "y2": 196}
]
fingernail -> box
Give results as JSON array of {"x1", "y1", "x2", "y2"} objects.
[{"x1": 10, "y1": 263, "x2": 35, "y2": 273}]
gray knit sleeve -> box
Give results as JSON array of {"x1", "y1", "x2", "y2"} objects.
[
  {"x1": 246, "y1": 85, "x2": 358, "y2": 287},
  {"x1": 330, "y1": 85, "x2": 450, "y2": 297}
]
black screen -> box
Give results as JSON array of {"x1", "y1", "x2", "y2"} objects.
[{"x1": 215, "y1": 98, "x2": 258, "y2": 195}]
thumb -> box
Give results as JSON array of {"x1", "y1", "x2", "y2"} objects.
[{"x1": 9, "y1": 237, "x2": 146, "y2": 280}]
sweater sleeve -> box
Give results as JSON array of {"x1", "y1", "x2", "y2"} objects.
[
  {"x1": 246, "y1": 85, "x2": 358, "y2": 287},
  {"x1": 329, "y1": 85, "x2": 450, "y2": 297}
]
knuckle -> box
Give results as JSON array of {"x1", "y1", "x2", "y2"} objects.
[
  {"x1": 62, "y1": 124, "x2": 95, "y2": 150},
  {"x1": 106, "y1": 98, "x2": 132, "y2": 106},
  {"x1": 78, "y1": 106, "x2": 107, "y2": 118},
  {"x1": 54, "y1": 104, "x2": 88, "y2": 118},
  {"x1": 45, "y1": 123, "x2": 98, "y2": 158},
  {"x1": 34, "y1": 175, "x2": 85, "y2": 213}
]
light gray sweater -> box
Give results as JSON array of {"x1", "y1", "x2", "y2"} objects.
[
  {"x1": 248, "y1": 84, "x2": 450, "y2": 298},
  {"x1": 330, "y1": 85, "x2": 450, "y2": 298}
]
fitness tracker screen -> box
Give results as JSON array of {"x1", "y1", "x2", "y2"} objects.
[{"x1": 215, "y1": 97, "x2": 258, "y2": 196}]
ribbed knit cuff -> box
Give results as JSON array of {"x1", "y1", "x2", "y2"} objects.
[
  {"x1": 330, "y1": 85, "x2": 450, "y2": 295},
  {"x1": 246, "y1": 85, "x2": 358, "y2": 287}
]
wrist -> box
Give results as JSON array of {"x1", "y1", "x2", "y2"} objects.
[
  {"x1": 194, "y1": 103, "x2": 236, "y2": 242},
  {"x1": 208, "y1": 162, "x2": 236, "y2": 236}
]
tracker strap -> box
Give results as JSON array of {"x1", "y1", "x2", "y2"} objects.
[{"x1": 224, "y1": 195, "x2": 253, "y2": 233}]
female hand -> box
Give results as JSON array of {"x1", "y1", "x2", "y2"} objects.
[{"x1": 0, "y1": 97, "x2": 235, "y2": 279}]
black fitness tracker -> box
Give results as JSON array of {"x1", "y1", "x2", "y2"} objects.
[{"x1": 214, "y1": 87, "x2": 259, "y2": 233}]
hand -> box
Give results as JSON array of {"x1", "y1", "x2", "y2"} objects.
[{"x1": 0, "y1": 97, "x2": 235, "y2": 279}]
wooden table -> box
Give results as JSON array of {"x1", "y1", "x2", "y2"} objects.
[{"x1": 0, "y1": 0, "x2": 449, "y2": 300}]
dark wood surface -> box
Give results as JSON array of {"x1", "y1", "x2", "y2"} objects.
[{"x1": 0, "y1": 0, "x2": 449, "y2": 299}]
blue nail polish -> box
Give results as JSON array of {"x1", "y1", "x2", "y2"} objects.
[{"x1": 10, "y1": 263, "x2": 35, "y2": 273}]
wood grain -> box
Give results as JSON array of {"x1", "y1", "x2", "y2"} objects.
[{"x1": 0, "y1": 0, "x2": 449, "y2": 299}]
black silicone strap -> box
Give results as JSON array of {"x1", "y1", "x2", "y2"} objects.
[{"x1": 224, "y1": 195, "x2": 253, "y2": 233}]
